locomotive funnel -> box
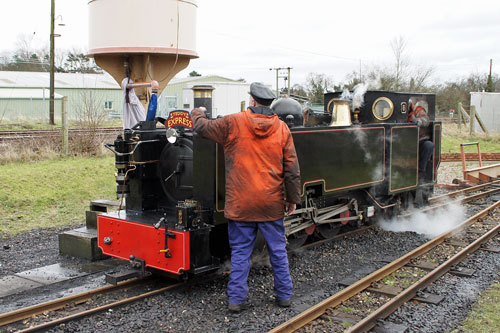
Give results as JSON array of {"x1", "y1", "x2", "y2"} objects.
[
  {"x1": 88, "y1": 0, "x2": 198, "y2": 107},
  {"x1": 192, "y1": 85, "x2": 215, "y2": 118}
]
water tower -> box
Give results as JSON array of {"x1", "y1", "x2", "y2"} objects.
[{"x1": 88, "y1": 0, "x2": 198, "y2": 107}]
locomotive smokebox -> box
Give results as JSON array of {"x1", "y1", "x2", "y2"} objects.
[
  {"x1": 271, "y1": 97, "x2": 304, "y2": 127},
  {"x1": 192, "y1": 85, "x2": 215, "y2": 118}
]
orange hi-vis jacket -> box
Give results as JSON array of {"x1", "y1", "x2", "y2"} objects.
[{"x1": 191, "y1": 108, "x2": 301, "y2": 222}]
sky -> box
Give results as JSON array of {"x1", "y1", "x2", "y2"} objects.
[{"x1": 0, "y1": 0, "x2": 499, "y2": 89}]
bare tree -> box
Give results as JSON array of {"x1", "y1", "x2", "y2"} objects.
[
  {"x1": 55, "y1": 48, "x2": 68, "y2": 72},
  {"x1": 391, "y1": 35, "x2": 409, "y2": 91},
  {"x1": 409, "y1": 63, "x2": 435, "y2": 91},
  {"x1": 15, "y1": 33, "x2": 36, "y2": 59},
  {"x1": 73, "y1": 89, "x2": 108, "y2": 154},
  {"x1": 305, "y1": 73, "x2": 334, "y2": 104}
]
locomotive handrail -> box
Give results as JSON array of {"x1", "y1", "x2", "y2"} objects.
[{"x1": 104, "y1": 139, "x2": 160, "y2": 157}]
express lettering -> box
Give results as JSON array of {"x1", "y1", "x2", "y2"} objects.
[{"x1": 167, "y1": 111, "x2": 193, "y2": 129}]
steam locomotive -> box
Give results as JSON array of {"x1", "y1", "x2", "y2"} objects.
[{"x1": 98, "y1": 87, "x2": 441, "y2": 280}]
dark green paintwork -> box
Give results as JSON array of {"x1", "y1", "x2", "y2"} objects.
[
  {"x1": 390, "y1": 126, "x2": 419, "y2": 193},
  {"x1": 292, "y1": 127, "x2": 386, "y2": 196},
  {"x1": 215, "y1": 126, "x2": 385, "y2": 210}
]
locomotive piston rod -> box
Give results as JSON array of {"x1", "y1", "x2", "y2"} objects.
[{"x1": 283, "y1": 199, "x2": 362, "y2": 237}]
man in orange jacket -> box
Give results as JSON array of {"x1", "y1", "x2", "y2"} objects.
[{"x1": 191, "y1": 82, "x2": 301, "y2": 313}]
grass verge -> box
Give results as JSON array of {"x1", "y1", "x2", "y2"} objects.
[
  {"x1": 0, "y1": 155, "x2": 115, "y2": 235},
  {"x1": 461, "y1": 281, "x2": 500, "y2": 332},
  {"x1": 442, "y1": 124, "x2": 500, "y2": 153}
]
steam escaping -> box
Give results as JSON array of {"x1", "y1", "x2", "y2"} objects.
[
  {"x1": 251, "y1": 250, "x2": 271, "y2": 268},
  {"x1": 340, "y1": 88, "x2": 351, "y2": 100},
  {"x1": 378, "y1": 202, "x2": 466, "y2": 239},
  {"x1": 352, "y1": 127, "x2": 372, "y2": 161},
  {"x1": 352, "y1": 83, "x2": 368, "y2": 110}
]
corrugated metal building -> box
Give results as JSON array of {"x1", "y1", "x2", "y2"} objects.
[
  {"x1": 0, "y1": 71, "x2": 122, "y2": 122},
  {"x1": 470, "y1": 92, "x2": 500, "y2": 133},
  {"x1": 158, "y1": 75, "x2": 249, "y2": 117},
  {"x1": 0, "y1": 88, "x2": 63, "y2": 122},
  {"x1": 0, "y1": 72, "x2": 247, "y2": 122}
]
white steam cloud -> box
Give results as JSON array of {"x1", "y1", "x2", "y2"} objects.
[
  {"x1": 352, "y1": 127, "x2": 372, "y2": 161},
  {"x1": 340, "y1": 88, "x2": 351, "y2": 100},
  {"x1": 352, "y1": 83, "x2": 368, "y2": 110},
  {"x1": 377, "y1": 202, "x2": 466, "y2": 239}
]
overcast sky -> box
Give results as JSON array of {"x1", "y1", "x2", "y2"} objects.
[{"x1": 1, "y1": 0, "x2": 499, "y2": 88}]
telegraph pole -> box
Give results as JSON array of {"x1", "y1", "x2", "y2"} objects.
[
  {"x1": 269, "y1": 67, "x2": 292, "y2": 97},
  {"x1": 49, "y1": 0, "x2": 55, "y2": 125}
]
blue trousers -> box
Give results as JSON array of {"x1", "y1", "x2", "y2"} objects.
[{"x1": 227, "y1": 220, "x2": 292, "y2": 304}]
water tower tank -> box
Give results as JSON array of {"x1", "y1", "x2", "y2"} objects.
[{"x1": 88, "y1": 0, "x2": 198, "y2": 104}]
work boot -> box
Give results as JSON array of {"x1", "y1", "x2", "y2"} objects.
[
  {"x1": 228, "y1": 302, "x2": 248, "y2": 313},
  {"x1": 277, "y1": 298, "x2": 291, "y2": 308}
]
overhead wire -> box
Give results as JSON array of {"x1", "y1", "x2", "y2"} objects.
[{"x1": 207, "y1": 30, "x2": 362, "y2": 63}]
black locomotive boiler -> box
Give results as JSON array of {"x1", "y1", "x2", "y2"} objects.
[{"x1": 98, "y1": 88, "x2": 441, "y2": 279}]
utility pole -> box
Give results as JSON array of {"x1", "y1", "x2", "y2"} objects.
[
  {"x1": 287, "y1": 67, "x2": 291, "y2": 96},
  {"x1": 486, "y1": 59, "x2": 494, "y2": 92},
  {"x1": 49, "y1": 0, "x2": 55, "y2": 125},
  {"x1": 269, "y1": 67, "x2": 292, "y2": 97}
]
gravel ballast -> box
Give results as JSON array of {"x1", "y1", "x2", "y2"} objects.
[{"x1": 1, "y1": 162, "x2": 499, "y2": 332}]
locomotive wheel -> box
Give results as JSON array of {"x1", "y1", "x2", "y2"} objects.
[
  {"x1": 286, "y1": 230, "x2": 308, "y2": 250},
  {"x1": 315, "y1": 223, "x2": 341, "y2": 239}
]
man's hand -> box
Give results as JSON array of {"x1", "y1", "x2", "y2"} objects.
[
  {"x1": 192, "y1": 106, "x2": 207, "y2": 115},
  {"x1": 285, "y1": 202, "x2": 296, "y2": 216}
]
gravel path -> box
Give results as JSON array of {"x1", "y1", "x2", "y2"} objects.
[{"x1": 0, "y1": 226, "x2": 79, "y2": 276}]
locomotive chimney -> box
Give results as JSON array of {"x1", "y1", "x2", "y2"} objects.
[{"x1": 192, "y1": 85, "x2": 215, "y2": 118}]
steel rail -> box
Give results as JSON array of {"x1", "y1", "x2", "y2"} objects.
[
  {"x1": 0, "y1": 277, "x2": 144, "y2": 326},
  {"x1": 347, "y1": 200, "x2": 500, "y2": 332},
  {"x1": 0, "y1": 127, "x2": 122, "y2": 136},
  {"x1": 269, "y1": 199, "x2": 500, "y2": 333},
  {"x1": 429, "y1": 179, "x2": 500, "y2": 202},
  {"x1": 17, "y1": 281, "x2": 183, "y2": 333},
  {"x1": 0, "y1": 128, "x2": 122, "y2": 142},
  {"x1": 400, "y1": 187, "x2": 500, "y2": 218}
]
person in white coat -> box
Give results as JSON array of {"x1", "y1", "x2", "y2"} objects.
[{"x1": 121, "y1": 78, "x2": 146, "y2": 129}]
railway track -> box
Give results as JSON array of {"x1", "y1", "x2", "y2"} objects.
[
  {"x1": 0, "y1": 127, "x2": 123, "y2": 142},
  {"x1": 2, "y1": 181, "x2": 497, "y2": 332},
  {"x1": 269, "y1": 192, "x2": 500, "y2": 332},
  {"x1": 404, "y1": 179, "x2": 500, "y2": 217},
  {"x1": 0, "y1": 276, "x2": 184, "y2": 332}
]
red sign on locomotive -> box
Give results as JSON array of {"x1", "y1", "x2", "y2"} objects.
[{"x1": 166, "y1": 110, "x2": 194, "y2": 129}]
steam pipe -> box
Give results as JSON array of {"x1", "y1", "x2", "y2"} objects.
[
  {"x1": 363, "y1": 190, "x2": 397, "y2": 209},
  {"x1": 127, "y1": 81, "x2": 159, "y2": 91}
]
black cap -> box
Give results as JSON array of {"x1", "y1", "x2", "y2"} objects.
[{"x1": 249, "y1": 82, "x2": 276, "y2": 106}]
